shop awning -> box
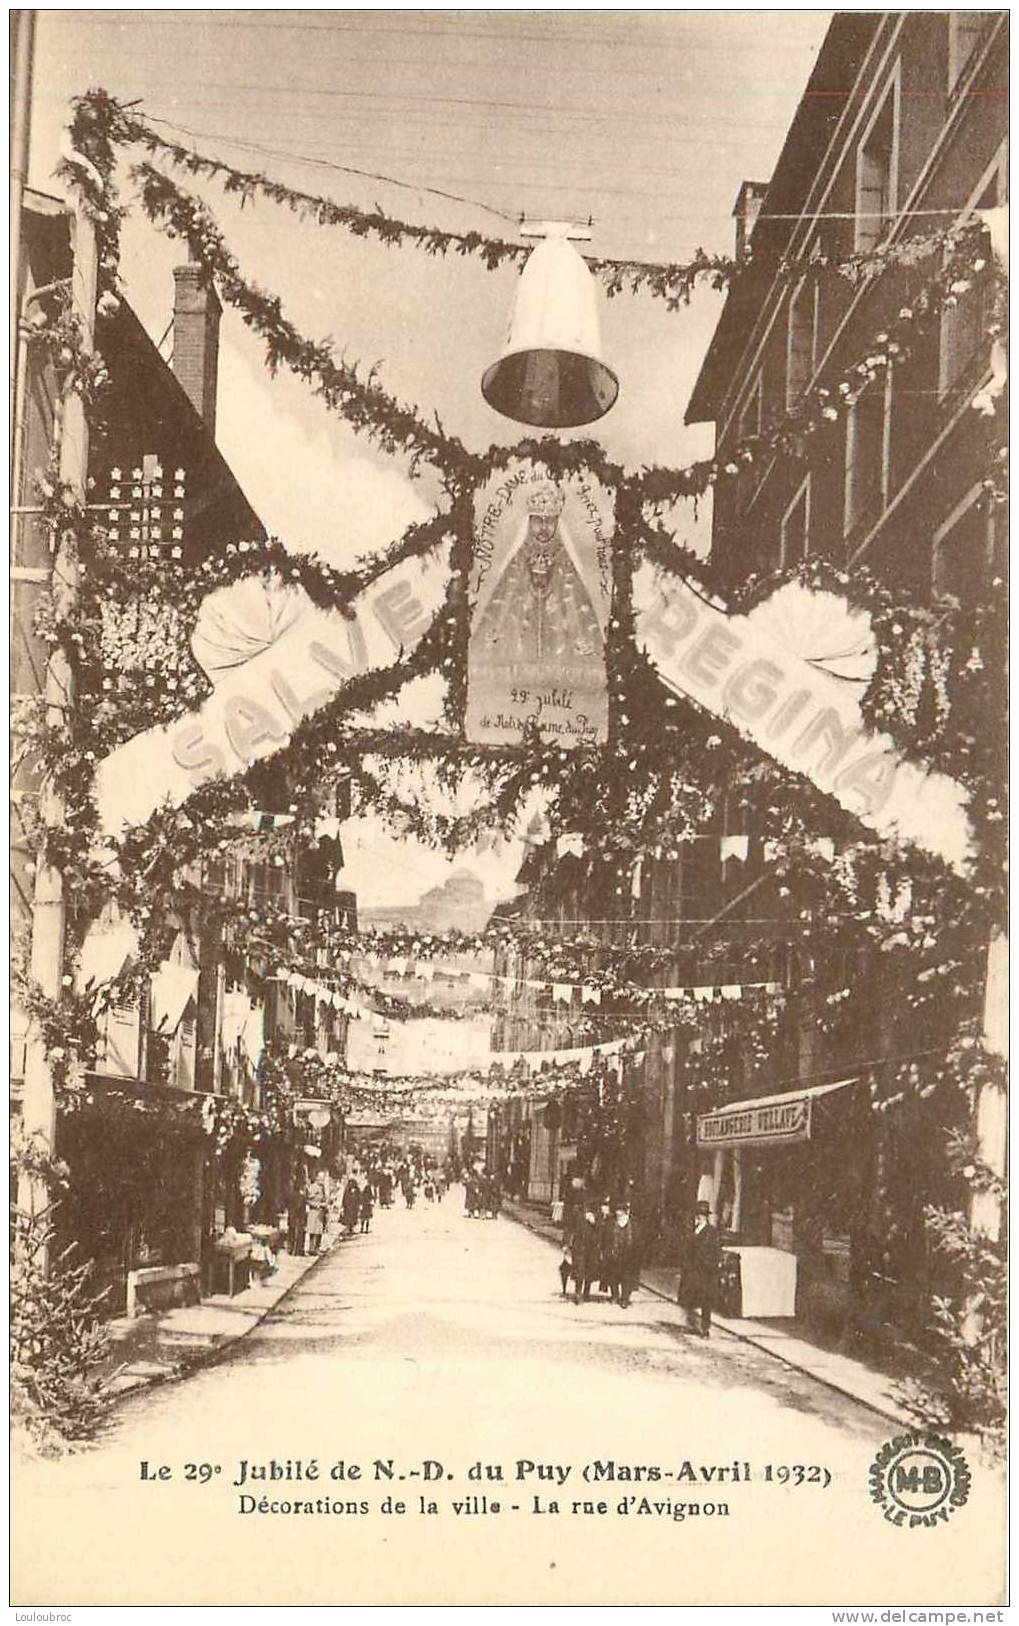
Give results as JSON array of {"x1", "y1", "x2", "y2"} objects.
[
  {"x1": 150, "y1": 962, "x2": 200, "y2": 1033},
  {"x1": 76, "y1": 921, "x2": 140, "y2": 995},
  {"x1": 696, "y1": 1078, "x2": 857, "y2": 1150}
]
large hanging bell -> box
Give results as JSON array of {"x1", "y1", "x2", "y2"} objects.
[{"x1": 481, "y1": 234, "x2": 619, "y2": 428}]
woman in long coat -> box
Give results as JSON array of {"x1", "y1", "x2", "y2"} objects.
[{"x1": 341, "y1": 1178, "x2": 362, "y2": 1237}]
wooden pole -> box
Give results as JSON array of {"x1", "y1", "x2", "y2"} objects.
[
  {"x1": 9, "y1": 10, "x2": 35, "y2": 457},
  {"x1": 17, "y1": 200, "x2": 98, "y2": 1228}
]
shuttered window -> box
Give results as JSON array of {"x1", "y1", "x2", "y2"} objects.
[
  {"x1": 786, "y1": 280, "x2": 817, "y2": 410},
  {"x1": 844, "y1": 379, "x2": 890, "y2": 538},
  {"x1": 854, "y1": 77, "x2": 898, "y2": 253}
]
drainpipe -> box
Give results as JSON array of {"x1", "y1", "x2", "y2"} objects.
[
  {"x1": 17, "y1": 197, "x2": 98, "y2": 1237},
  {"x1": 9, "y1": 10, "x2": 35, "y2": 454}
]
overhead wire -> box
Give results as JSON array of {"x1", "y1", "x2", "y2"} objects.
[
  {"x1": 140, "y1": 112, "x2": 969, "y2": 232},
  {"x1": 143, "y1": 111, "x2": 520, "y2": 225},
  {"x1": 78, "y1": 12, "x2": 820, "y2": 58}
]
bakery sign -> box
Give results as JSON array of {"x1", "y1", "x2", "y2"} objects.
[{"x1": 697, "y1": 1095, "x2": 812, "y2": 1149}]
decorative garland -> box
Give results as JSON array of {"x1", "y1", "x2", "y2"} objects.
[
  {"x1": 70, "y1": 90, "x2": 1003, "y2": 316},
  {"x1": 15, "y1": 86, "x2": 1003, "y2": 1241},
  {"x1": 132, "y1": 161, "x2": 467, "y2": 479},
  {"x1": 96, "y1": 95, "x2": 736, "y2": 311}
]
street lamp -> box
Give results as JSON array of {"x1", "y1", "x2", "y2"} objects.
[{"x1": 482, "y1": 221, "x2": 619, "y2": 429}]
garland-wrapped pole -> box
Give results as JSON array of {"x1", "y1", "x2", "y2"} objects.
[{"x1": 17, "y1": 204, "x2": 99, "y2": 1242}]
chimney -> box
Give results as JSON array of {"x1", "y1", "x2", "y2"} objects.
[
  {"x1": 733, "y1": 180, "x2": 769, "y2": 262},
  {"x1": 171, "y1": 258, "x2": 221, "y2": 434}
]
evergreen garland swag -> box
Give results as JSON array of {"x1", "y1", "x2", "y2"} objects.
[{"x1": 22, "y1": 88, "x2": 1004, "y2": 1100}]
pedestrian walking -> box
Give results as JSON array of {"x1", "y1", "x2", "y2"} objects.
[
  {"x1": 305, "y1": 1170, "x2": 329, "y2": 1256},
  {"x1": 341, "y1": 1177, "x2": 362, "y2": 1238},
  {"x1": 595, "y1": 1196, "x2": 614, "y2": 1295},
  {"x1": 605, "y1": 1201, "x2": 639, "y2": 1308},
  {"x1": 486, "y1": 1175, "x2": 502, "y2": 1219},
  {"x1": 359, "y1": 1186, "x2": 374, "y2": 1234},
  {"x1": 570, "y1": 1208, "x2": 601, "y2": 1303},
  {"x1": 682, "y1": 1199, "x2": 722, "y2": 1337}
]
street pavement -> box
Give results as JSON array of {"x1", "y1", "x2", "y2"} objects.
[{"x1": 13, "y1": 1190, "x2": 1005, "y2": 1607}]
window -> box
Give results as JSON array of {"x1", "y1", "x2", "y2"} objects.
[
  {"x1": 948, "y1": 13, "x2": 994, "y2": 93},
  {"x1": 786, "y1": 279, "x2": 817, "y2": 410},
  {"x1": 248, "y1": 861, "x2": 289, "y2": 909},
  {"x1": 205, "y1": 852, "x2": 242, "y2": 897},
  {"x1": 932, "y1": 487, "x2": 993, "y2": 600},
  {"x1": 780, "y1": 478, "x2": 811, "y2": 566},
  {"x1": 854, "y1": 75, "x2": 899, "y2": 253},
  {"x1": 843, "y1": 377, "x2": 891, "y2": 538},
  {"x1": 939, "y1": 166, "x2": 1003, "y2": 400}
]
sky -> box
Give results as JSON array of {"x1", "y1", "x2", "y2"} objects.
[
  {"x1": 28, "y1": 8, "x2": 831, "y2": 902},
  {"x1": 29, "y1": 9, "x2": 830, "y2": 540}
]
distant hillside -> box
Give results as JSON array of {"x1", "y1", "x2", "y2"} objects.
[{"x1": 358, "y1": 869, "x2": 492, "y2": 933}]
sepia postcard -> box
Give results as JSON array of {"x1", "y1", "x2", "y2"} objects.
[{"x1": 10, "y1": 7, "x2": 1007, "y2": 1611}]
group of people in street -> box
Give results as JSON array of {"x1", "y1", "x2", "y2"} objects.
[
  {"x1": 287, "y1": 1148, "x2": 724, "y2": 1338},
  {"x1": 560, "y1": 1194, "x2": 640, "y2": 1309},
  {"x1": 335, "y1": 1146, "x2": 452, "y2": 1234},
  {"x1": 463, "y1": 1167, "x2": 502, "y2": 1220},
  {"x1": 558, "y1": 1180, "x2": 722, "y2": 1333},
  {"x1": 339, "y1": 1176, "x2": 374, "y2": 1237},
  {"x1": 285, "y1": 1142, "x2": 451, "y2": 1256}
]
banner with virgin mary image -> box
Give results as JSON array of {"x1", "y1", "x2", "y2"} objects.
[{"x1": 465, "y1": 462, "x2": 613, "y2": 746}]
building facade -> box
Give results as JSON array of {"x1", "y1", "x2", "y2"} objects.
[
  {"x1": 11, "y1": 192, "x2": 349, "y2": 1312},
  {"x1": 687, "y1": 11, "x2": 1006, "y2": 600},
  {"x1": 491, "y1": 11, "x2": 1006, "y2": 1338}
]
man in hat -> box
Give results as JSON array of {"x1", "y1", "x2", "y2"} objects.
[
  {"x1": 605, "y1": 1199, "x2": 640, "y2": 1309},
  {"x1": 684, "y1": 1199, "x2": 722, "y2": 1337},
  {"x1": 569, "y1": 1205, "x2": 601, "y2": 1304}
]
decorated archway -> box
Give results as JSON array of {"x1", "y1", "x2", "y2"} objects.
[{"x1": 20, "y1": 90, "x2": 1005, "y2": 1192}]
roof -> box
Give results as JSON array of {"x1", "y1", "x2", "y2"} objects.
[
  {"x1": 19, "y1": 190, "x2": 263, "y2": 550},
  {"x1": 685, "y1": 12, "x2": 881, "y2": 425},
  {"x1": 96, "y1": 301, "x2": 264, "y2": 552}
]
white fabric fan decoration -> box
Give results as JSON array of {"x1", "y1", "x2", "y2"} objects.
[
  {"x1": 746, "y1": 581, "x2": 877, "y2": 687},
  {"x1": 191, "y1": 572, "x2": 309, "y2": 680}
]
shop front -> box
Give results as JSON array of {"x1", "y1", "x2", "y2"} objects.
[
  {"x1": 696, "y1": 1079, "x2": 866, "y2": 1327},
  {"x1": 55, "y1": 1079, "x2": 206, "y2": 1317}
]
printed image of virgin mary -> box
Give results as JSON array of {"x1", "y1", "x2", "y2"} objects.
[{"x1": 473, "y1": 481, "x2": 604, "y2": 667}]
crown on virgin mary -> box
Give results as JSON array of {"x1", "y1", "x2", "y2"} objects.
[{"x1": 525, "y1": 481, "x2": 565, "y2": 518}]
